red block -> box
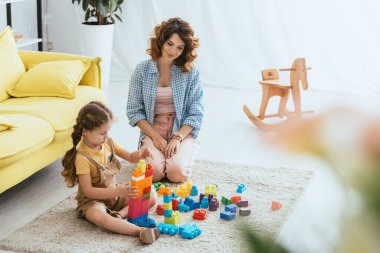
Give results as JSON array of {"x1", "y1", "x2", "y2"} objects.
[
  {"x1": 156, "y1": 204, "x2": 164, "y2": 215},
  {"x1": 145, "y1": 164, "x2": 153, "y2": 177},
  {"x1": 127, "y1": 197, "x2": 142, "y2": 219},
  {"x1": 143, "y1": 186, "x2": 150, "y2": 195},
  {"x1": 231, "y1": 196, "x2": 242, "y2": 204},
  {"x1": 172, "y1": 198, "x2": 180, "y2": 211},
  {"x1": 141, "y1": 198, "x2": 150, "y2": 214}
]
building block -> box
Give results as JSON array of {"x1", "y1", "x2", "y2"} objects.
[
  {"x1": 237, "y1": 200, "x2": 249, "y2": 207},
  {"x1": 157, "y1": 223, "x2": 179, "y2": 236},
  {"x1": 204, "y1": 184, "x2": 217, "y2": 197},
  {"x1": 271, "y1": 201, "x2": 283, "y2": 210},
  {"x1": 128, "y1": 213, "x2": 156, "y2": 228},
  {"x1": 178, "y1": 203, "x2": 190, "y2": 212},
  {"x1": 174, "y1": 182, "x2": 192, "y2": 199},
  {"x1": 239, "y1": 207, "x2": 251, "y2": 216},
  {"x1": 225, "y1": 204, "x2": 237, "y2": 213},
  {"x1": 172, "y1": 198, "x2": 180, "y2": 211},
  {"x1": 199, "y1": 193, "x2": 205, "y2": 203},
  {"x1": 179, "y1": 222, "x2": 202, "y2": 239},
  {"x1": 158, "y1": 185, "x2": 171, "y2": 196},
  {"x1": 230, "y1": 196, "x2": 242, "y2": 204},
  {"x1": 127, "y1": 159, "x2": 156, "y2": 227},
  {"x1": 220, "y1": 211, "x2": 236, "y2": 221},
  {"x1": 163, "y1": 194, "x2": 172, "y2": 203},
  {"x1": 237, "y1": 183, "x2": 246, "y2": 193},
  {"x1": 164, "y1": 202, "x2": 172, "y2": 210},
  {"x1": 156, "y1": 204, "x2": 164, "y2": 215},
  {"x1": 193, "y1": 209, "x2": 207, "y2": 220},
  {"x1": 164, "y1": 209, "x2": 173, "y2": 218},
  {"x1": 221, "y1": 196, "x2": 233, "y2": 205},
  {"x1": 201, "y1": 196, "x2": 209, "y2": 209},
  {"x1": 164, "y1": 211, "x2": 182, "y2": 225},
  {"x1": 209, "y1": 198, "x2": 219, "y2": 211},
  {"x1": 190, "y1": 185, "x2": 198, "y2": 196},
  {"x1": 184, "y1": 197, "x2": 200, "y2": 210},
  {"x1": 153, "y1": 182, "x2": 162, "y2": 192}
]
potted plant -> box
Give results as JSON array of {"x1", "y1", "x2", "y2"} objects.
[
  {"x1": 72, "y1": 0, "x2": 125, "y2": 86},
  {"x1": 72, "y1": 0, "x2": 124, "y2": 25}
]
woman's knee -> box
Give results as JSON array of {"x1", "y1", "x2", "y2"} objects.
[{"x1": 166, "y1": 162, "x2": 189, "y2": 183}]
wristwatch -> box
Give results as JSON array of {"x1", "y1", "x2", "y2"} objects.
[{"x1": 174, "y1": 132, "x2": 184, "y2": 142}]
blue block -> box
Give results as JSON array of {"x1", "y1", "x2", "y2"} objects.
[
  {"x1": 237, "y1": 183, "x2": 246, "y2": 193},
  {"x1": 184, "y1": 197, "x2": 200, "y2": 210},
  {"x1": 128, "y1": 214, "x2": 157, "y2": 228},
  {"x1": 220, "y1": 211, "x2": 236, "y2": 221},
  {"x1": 225, "y1": 204, "x2": 237, "y2": 213},
  {"x1": 163, "y1": 195, "x2": 172, "y2": 203},
  {"x1": 157, "y1": 223, "x2": 179, "y2": 236},
  {"x1": 164, "y1": 210, "x2": 173, "y2": 217},
  {"x1": 179, "y1": 222, "x2": 202, "y2": 239},
  {"x1": 178, "y1": 203, "x2": 190, "y2": 212},
  {"x1": 190, "y1": 186, "x2": 198, "y2": 196}
]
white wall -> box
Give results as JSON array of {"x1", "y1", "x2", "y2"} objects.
[
  {"x1": 0, "y1": 0, "x2": 39, "y2": 51},
  {"x1": 43, "y1": 0, "x2": 380, "y2": 94}
]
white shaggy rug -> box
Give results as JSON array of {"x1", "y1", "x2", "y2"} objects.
[{"x1": 0, "y1": 160, "x2": 314, "y2": 253}]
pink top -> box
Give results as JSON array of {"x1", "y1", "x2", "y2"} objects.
[{"x1": 154, "y1": 86, "x2": 176, "y2": 114}]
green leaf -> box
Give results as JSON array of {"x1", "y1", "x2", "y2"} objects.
[
  {"x1": 84, "y1": 8, "x2": 91, "y2": 22},
  {"x1": 114, "y1": 13, "x2": 122, "y2": 23},
  {"x1": 82, "y1": 0, "x2": 89, "y2": 11}
]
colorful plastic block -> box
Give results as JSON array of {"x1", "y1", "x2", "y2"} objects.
[
  {"x1": 237, "y1": 183, "x2": 246, "y2": 193},
  {"x1": 172, "y1": 198, "x2": 180, "y2": 211},
  {"x1": 190, "y1": 185, "x2": 198, "y2": 196},
  {"x1": 201, "y1": 196, "x2": 209, "y2": 209},
  {"x1": 204, "y1": 184, "x2": 217, "y2": 197},
  {"x1": 230, "y1": 196, "x2": 242, "y2": 204},
  {"x1": 221, "y1": 196, "x2": 233, "y2": 205},
  {"x1": 157, "y1": 223, "x2": 179, "y2": 236},
  {"x1": 193, "y1": 209, "x2": 207, "y2": 220},
  {"x1": 179, "y1": 222, "x2": 202, "y2": 239},
  {"x1": 164, "y1": 211, "x2": 182, "y2": 225},
  {"x1": 225, "y1": 204, "x2": 237, "y2": 213},
  {"x1": 128, "y1": 213, "x2": 156, "y2": 228},
  {"x1": 178, "y1": 203, "x2": 190, "y2": 212},
  {"x1": 220, "y1": 211, "x2": 236, "y2": 221},
  {"x1": 237, "y1": 200, "x2": 249, "y2": 207},
  {"x1": 184, "y1": 197, "x2": 200, "y2": 210},
  {"x1": 156, "y1": 204, "x2": 164, "y2": 215},
  {"x1": 208, "y1": 198, "x2": 219, "y2": 211},
  {"x1": 271, "y1": 201, "x2": 283, "y2": 210},
  {"x1": 239, "y1": 207, "x2": 251, "y2": 216}
]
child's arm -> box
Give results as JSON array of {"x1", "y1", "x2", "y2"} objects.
[
  {"x1": 78, "y1": 173, "x2": 138, "y2": 200},
  {"x1": 117, "y1": 148, "x2": 153, "y2": 163}
]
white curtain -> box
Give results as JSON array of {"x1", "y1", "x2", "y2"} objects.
[{"x1": 111, "y1": 0, "x2": 380, "y2": 95}]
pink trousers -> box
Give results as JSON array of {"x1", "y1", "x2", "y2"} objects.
[{"x1": 141, "y1": 113, "x2": 200, "y2": 183}]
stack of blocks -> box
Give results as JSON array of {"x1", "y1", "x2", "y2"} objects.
[
  {"x1": 162, "y1": 187, "x2": 182, "y2": 225},
  {"x1": 127, "y1": 160, "x2": 156, "y2": 228}
]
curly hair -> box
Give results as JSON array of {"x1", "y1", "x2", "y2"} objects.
[
  {"x1": 61, "y1": 101, "x2": 113, "y2": 187},
  {"x1": 147, "y1": 17, "x2": 199, "y2": 72}
]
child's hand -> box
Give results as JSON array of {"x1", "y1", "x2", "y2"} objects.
[
  {"x1": 116, "y1": 185, "x2": 138, "y2": 198},
  {"x1": 141, "y1": 148, "x2": 154, "y2": 159}
]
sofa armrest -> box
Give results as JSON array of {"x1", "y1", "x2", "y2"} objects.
[{"x1": 18, "y1": 50, "x2": 102, "y2": 89}]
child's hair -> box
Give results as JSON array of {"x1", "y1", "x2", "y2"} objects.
[{"x1": 61, "y1": 101, "x2": 113, "y2": 187}]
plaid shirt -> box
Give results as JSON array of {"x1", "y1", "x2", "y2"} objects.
[{"x1": 127, "y1": 59, "x2": 204, "y2": 143}]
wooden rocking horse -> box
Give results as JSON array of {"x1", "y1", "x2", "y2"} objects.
[{"x1": 243, "y1": 58, "x2": 312, "y2": 131}]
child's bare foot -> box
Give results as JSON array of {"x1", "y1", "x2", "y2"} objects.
[{"x1": 139, "y1": 228, "x2": 160, "y2": 244}]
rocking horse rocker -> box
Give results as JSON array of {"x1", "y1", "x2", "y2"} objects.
[{"x1": 243, "y1": 58, "x2": 313, "y2": 131}]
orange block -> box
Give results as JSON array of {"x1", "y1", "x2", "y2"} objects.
[
  {"x1": 271, "y1": 201, "x2": 283, "y2": 210},
  {"x1": 230, "y1": 196, "x2": 242, "y2": 204}
]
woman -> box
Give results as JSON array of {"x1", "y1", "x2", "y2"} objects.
[{"x1": 127, "y1": 17, "x2": 204, "y2": 183}]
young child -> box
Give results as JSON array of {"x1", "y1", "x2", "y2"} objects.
[{"x1": 61, "y1": 101, "x2": 160, "y2": 244}]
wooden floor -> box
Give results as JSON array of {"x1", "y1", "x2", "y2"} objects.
[{"x1": 1, "y1": 83, "x2": 380, "y2": 253}]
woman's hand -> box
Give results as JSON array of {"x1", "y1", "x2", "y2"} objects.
[
  {"x1": 164, "y1": 138, "x2": 181, "y2": 159},
  {"x1": 140, "y1": 148, "x2": 154, "y2": 159},
  {"x1": 152, "y1": 135, "x2": 168, "y2": 152},
  {"x1": 116, "y1": 184, "x2": 138, "y2": 199}
]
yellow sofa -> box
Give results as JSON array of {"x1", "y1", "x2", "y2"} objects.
[{"x1": 0, "y1": 50, "x2": 106, "y2": 193}]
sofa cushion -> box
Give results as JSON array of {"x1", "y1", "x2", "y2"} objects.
[
  {"x1": 0, "y1": 115, "x2": 16, "y2": 131},
  {"x1": 0, "y1": 114, "x2": 54, "y2": 161},
  {"x1": 0, "y1": 26, "x2": 26, "y2": 102},
  {"x1": 7, "y1": 60, "x2": 91, "y2": 99},
  {"x1": 0, "y1": 86, "x2": 106, "y2": 132}
]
